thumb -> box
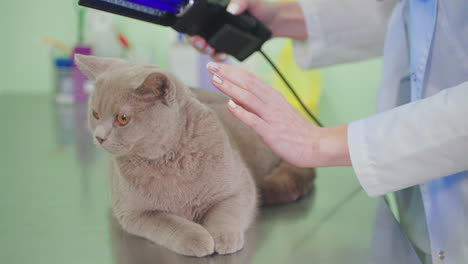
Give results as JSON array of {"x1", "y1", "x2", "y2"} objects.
[{"x1": 227, "y1": 0, "x2": 248, "y2": 15}]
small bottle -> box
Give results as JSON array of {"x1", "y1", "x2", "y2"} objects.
[
  {"x1": 54, "y1": 57, "x2": 74, "y2": 104},
  {"x1": 72, "y1": 45, "x2": 93, "y2": 103}
]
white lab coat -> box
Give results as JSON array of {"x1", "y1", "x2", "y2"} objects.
[{"x1": 293, "y1": 0, "x2": 468, "y2": 263}]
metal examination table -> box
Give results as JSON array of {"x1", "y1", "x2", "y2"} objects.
[{"x1": 0, "y1": 95, "x2": 378, "y2": 264}]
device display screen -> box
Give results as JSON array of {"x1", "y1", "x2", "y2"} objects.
[
  {"x1": 97, "y1": 0, "x2": 171, "y2": 15},
  {"x1": 92, "y1": 0, "x2": 189, "y2": 14},
  {"x1": 79, "y1": 0, "x2": 180, "y2": 25},
  {"x1": 126, "y1": 0, "x2": 189, "y2": 14}
]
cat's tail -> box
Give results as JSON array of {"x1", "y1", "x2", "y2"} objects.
[{"x1": 259, "y1": 162, "x2": 316, "y2": 206}]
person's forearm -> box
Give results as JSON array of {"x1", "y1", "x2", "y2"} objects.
[
  {"x1": 262, "y1": 2, "x2": 308, "y2": 40},
  {"x1": 313, "y1": 125, "x2": 352, "y2": 167}
]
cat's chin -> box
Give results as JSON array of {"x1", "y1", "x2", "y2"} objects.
[
  {"x1": 106, "y1": 148, "x2": 132, "y2": 157},
  {"x1": 99, "y1": 143, "x2": 133, "y2": 156}
]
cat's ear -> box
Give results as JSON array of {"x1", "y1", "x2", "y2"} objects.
[
  {"x1": 134, "y1": 73, "x2": 176, "y2": 105},
  {"x1": 74, "y1": 54, "x2": 122, "y2": 81}
]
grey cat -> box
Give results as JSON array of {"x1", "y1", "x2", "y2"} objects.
[{"x1": 75, "y1": 55, "x2": 315, "y2": 257}]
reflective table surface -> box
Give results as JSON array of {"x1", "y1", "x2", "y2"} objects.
[{"x1": 1, "y1": 95, "x2": 378, "y2": 264}]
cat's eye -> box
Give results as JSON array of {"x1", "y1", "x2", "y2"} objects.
[
  {"x1": 92, "y1": 110, "x2": 100, "y2": 120},
  {"x1": 117, "y1": 114, "x2": 131, "y2": 126}
]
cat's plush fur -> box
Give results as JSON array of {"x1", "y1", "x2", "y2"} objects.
[{"x1": 75, "y1": 55, "x2": 315, "y2": 257}]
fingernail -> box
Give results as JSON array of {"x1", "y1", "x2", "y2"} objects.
[
  {"x1": 227, "y1": 3, "x2": 240, "y2": 15},
  {"x1": 213, "y1": 74, "x2": 223, "y2": 84},
  {"x1": 216, "y1": 53, "x2": 228, "y2": 61},
  {"x1": 228, "y1": 99, "x2": 238, "y2": 109},
  {"x1": 194, "y1": 40, "x2": 204, "y2": 49},
  {"x1": 206, "y1": 62, "x2": 219, "y2": 71},
  {"x1": 205, "y1": 46, "x2": 215, "y2": 54}
]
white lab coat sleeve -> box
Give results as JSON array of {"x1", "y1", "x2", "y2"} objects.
[
  {"x1": 292, "y1": 0, "x2": 397, "y2": 69},
  {"x1": 348, "y1": 81, "x2": 468, "y2": 197}
]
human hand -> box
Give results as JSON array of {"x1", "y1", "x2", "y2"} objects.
[{"x1": 206, "y1": 62, "x2": 351, "y2": 168}]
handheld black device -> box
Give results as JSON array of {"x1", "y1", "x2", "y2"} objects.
[{"x1": 79, "y1": 0, "x2": 272, "y2": 61}]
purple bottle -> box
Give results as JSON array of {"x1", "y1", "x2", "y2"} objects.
[{"x1": 72, "y1": 45, "x2": 93, "y2": 103}]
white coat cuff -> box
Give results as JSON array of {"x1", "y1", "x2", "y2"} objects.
[{"x1": 348, "y1": 119, "x2": 381, "y2": 197}]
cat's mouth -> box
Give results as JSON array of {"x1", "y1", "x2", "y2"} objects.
[{"x1": 93, "y1": 138, "x2": 132, "y2": 156}]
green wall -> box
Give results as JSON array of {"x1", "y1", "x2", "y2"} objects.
[
  {"x1": 2, "y1": 0, "x2": 77, "y2": 94},
  {"x1": 320, "y1": 59, "x2": 381, "y2": 125},
  {"x1": 1, "y1": 0, "x2": 174, "y2": 94}
]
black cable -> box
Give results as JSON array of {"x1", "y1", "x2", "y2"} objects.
[{"x1": 259, "y1": 49, "x2": 323, "y2": 127}]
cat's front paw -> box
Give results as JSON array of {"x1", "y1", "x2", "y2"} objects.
[
  {"x1": 211, "y1": 231, "x2": 245, "y2": 255},
  {"x1": 171, "y1": 227, "x2": 215, "y2": 257}
]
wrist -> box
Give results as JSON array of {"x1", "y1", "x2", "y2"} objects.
[
  {"x1": 316, "y1": 125, "x2": 352, "y2": 167},
  {"x1": 260, "y1": 2, "x2": 307, "y2": 40}
]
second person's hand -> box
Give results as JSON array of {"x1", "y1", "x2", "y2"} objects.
[{"x1": 189, "y1": 0, "x2": 273, "y2": 62}]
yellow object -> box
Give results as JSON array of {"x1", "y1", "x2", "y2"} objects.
[
  {"x1": 40, "y1": 37, "x2": 71, "y2": 55},
  {"x1": 272, "y1": 0, "x2": 321, "y2": 122},
  {"x1": 273, "y1": 40, "x2": 321, "y2": 121}
]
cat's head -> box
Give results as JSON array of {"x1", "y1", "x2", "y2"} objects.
[{"x1": 75, "y1": 55, "x2": 187, "y2": 158}]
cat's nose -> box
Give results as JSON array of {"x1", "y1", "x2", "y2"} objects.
[{"x1": 95, "y1": 136, "x2": 106, "y2": 144}]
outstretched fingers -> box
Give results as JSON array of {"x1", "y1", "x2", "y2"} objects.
[
  {"x1": 207, "y1": 62, "x2": 286, "y2": 138},
  {"x1": 210, "y1": 73, "x2": 265, "y2": 116},
  {"x1": 207, "y1": 62, "x2": 277, "y2": 104},
  {"x1": 226, "y1": 100, "x2": 270, "y2": 137}
]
